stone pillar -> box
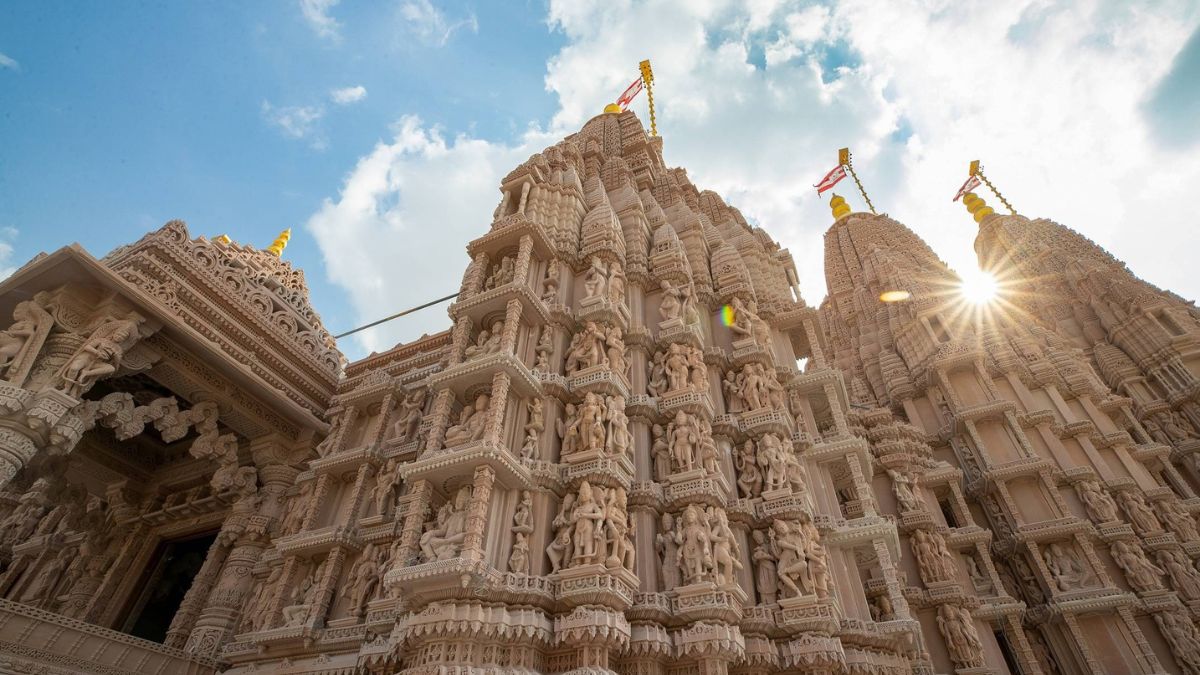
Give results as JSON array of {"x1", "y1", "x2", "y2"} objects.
[{"x1": 460, "y1": 465, "x2": 496, "y2": 562}]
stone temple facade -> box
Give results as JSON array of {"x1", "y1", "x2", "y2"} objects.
[{"x1": 1, "y1": 111, "x2": 1200, "y2": 675}]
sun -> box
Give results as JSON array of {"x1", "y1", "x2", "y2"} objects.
[{"x1": 959, "y1": 269, "x2": 999, "y2": 304}]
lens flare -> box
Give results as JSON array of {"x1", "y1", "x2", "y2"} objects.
[
  {"x1": 959, "y1": 269, "x2": 999, "y2": 304},
  {"x1": 720, "y1": 304, "x2": 736, "y2": 326}
]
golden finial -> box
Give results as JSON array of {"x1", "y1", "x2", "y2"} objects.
[
  {"x1": 266, "y1": 228, "x2": 292, "y2": 257},
  {"x1": 962, "y1": 193, "x2": 995, "y2": 223},
  {"x1": 830, "y1": 194, "x2": 852, "y2": 220},
  {"x1": 603, "y1": 103, "x2": 623, "y2": 114},
  {"x1": 214, "y1": 234, "x2": 231, "y2": 245}
]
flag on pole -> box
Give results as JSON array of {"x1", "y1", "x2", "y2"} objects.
[
  {"x1": 616, "y1": 77, "x2": 644, "y2": 110},
  {"x1": 952, "y1": 175, "x2": 981, "y2": 202},
  {"x1": 814, "y1": 164, "x2": 848, "y2": 194}
]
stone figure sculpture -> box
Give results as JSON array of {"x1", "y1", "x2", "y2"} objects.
[
  {"x1": 1076, "y1": 480, "x2": 1119, "y2": 523},
  {"x1": 534, "y1": 327, "x2": 553, "y2": 370},
  {"x1": 393, "y1": 388, "x2": 427, "y2": 443},
  {"x1": 709, "y1": 508, "x2": 742, "y2": 585},
  {"x1": 346, "y1": 544, "x2": 382, "y2": 618},
  {"x1": 1111, "y1": 540, "x2": 1164, "y2": 592},
  {"x1": 280, "y1": 481, "x2": 314, "y2": 535},
  {"x1": 443, "y1": 393, "x2": 491, "y2": 447},
  {"x1": 889, "y1": 470, "x2": 921, "y2": 512},
  {"x1": 652, "y1": 424, "x2": 671, "y2": 481},
  {"x1": 546, "y1": 494, "x2": 575, "y2": 573},
  {"x1": 676, "y1": 504, "x2": 713, "y2": 585},
  {"x1": 521, "y1": 397, "x2": 544, "y2": 459},
  {"x1": 569, "y1": 482, "x2": 605, "y2": 567},
  {"x1": 735, "y1": 440, "x2": 763, "y2": 498},
  {"x1": 1154, "y1": 609, "x2": 1200, "y2": 672},
  {"x1": 1117, "y1": 491, "x2": 1163, "y2": 535},
  {"x1": 583, "y1": 257, "x2": 608, "y2": 300},
  {"x1": 647, "y1": 351, "x2": 667, "y2": 397},
  {"x1": 667, "y1": 411, "x2": 700, "y2": 473},
  {"x1": 373, "y1": 458, "x2": 401, "y2": 519},
  {"x1": 57, "y1": 316, "x2": 142, "y2": 397},
  {"x1": 910, "y1": 528, "x2": 956, "y2": 584},
  {"x1": 1042, "y1": 542, "x2": 1091, "y2": 591},
  {"x1": 937, "y1": 604, "x2": 984, "y2": 669},
  {"x1": 751, "y1": 529, "x2": 778, "y2": 604},
  {"x1": 0, "y1": 300, "x2": 52, "y2": 384},
  {"x1": 657, "y1": 512, "x2": 681, "y2": 588},
  {"x1": 541, "y1": 259, "x2": 561, "y2": 302},
  {"x1": 1156, "y1": 499, "x2": 1199, "y2": 541},
  {"x1": 1158, "y1": 549, "x2": 1200, "y2": 600},
  {"x1": 420, "y1": 486, "x2": 472, "y2": 562}
]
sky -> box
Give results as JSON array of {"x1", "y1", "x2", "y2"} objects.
[{"x1": 2, "y1": 0, "x2": 1200, "y2": 362}]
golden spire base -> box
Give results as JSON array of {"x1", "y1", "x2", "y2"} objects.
[
  {"x1": 266, "y1": 228, "x2": 292, "y2": 257},
  {"x1": 962, "y1": 193, "x2": 995, "y2": 223},
  {"x1": 603, "y1": 103, "x2": 622, "y2": 114},
  {"x1": 830, "y1": 194, "x2": 852, "y2": 220}
]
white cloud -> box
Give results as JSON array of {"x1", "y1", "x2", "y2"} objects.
[
  {"x1": 400, "y1": 0, "x2": 479, "y2": 47},
  {"x1": 307, "y1": 117, "x2": 555, "y2": 354},
  {"x1": 308, "y1": 0, "x2": 1200, "y2": 358},
  {"x1": 0, "y1": 52, "x2": 18, "y2": 71},
  {"x1": 261, "y1": 101, "x2": 327, "y2": 149},
  {"x1": 330, "y1": 85, "x2": 367, "y2": 105},
  {"x1": 0, "y1": 227, "x2": 19, "y2": 280},
  {"x1": 300, "y1": 0, "x2": 341, "y2": 41}
]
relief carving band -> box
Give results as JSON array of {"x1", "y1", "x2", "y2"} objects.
[{"x1": 7, "y1": 106, "x2": 1200, "y2": 675}]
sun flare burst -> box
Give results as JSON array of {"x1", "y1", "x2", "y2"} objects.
[{"x1": 959, "y1": 269, "x2": 999, "y2": 304}]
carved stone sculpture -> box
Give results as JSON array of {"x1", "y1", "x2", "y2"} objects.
[
  {"x1": 443, "y1": 393, "x2": 491, "y2": 448},
  {"x1": 657, "y1": 512, "x2": 680, "y2": 589},
  {"x1": 667, "y1": 411, "x2": 700, "y2": 474},
  {"x1": 676, "y1": 504, "x2": 713, "y2": 585},
  {"x1": 569, "y1": 481, "x2": 605, "y2": 567},
  {"x1": 542, "y1": 259, "x2": 561, "y2": 302},
  {"x1": 1157, "y1": 499, "x2": 1199, "y2": 542},
  {"x1": 751, "y1": 529, "x2": 778, "y2": 604},
  {"x1": 735, "y1": 440, "x2": 762, "y2": 498},
  {"x1": 1111, "y1": 540, "x2": 1164, "y2": 592},
  {"x1": 889, "y1": 470, "x2": 921, "y2": 511},
  {"x1": 393, "y1": 388, "x2": 427, "y2": 444},
  {"x1": 1042, "y1": 542, "x2": 1092, "y2": 591},
  {"x1": 937, "y1": 604, "x2": 984, "y2": 669},
  {"x1": 346, "y1": 543, "x2": 382, "y2": 619},
  {"x1": 57, "y1": 316, "x2": 143, "y2": 398},
  {"x1": 583, "y1": 257, "x2": 608, "y2": 301},
  {"x1": 521, "y1": 397, "x2": 544, "y2": 459},
  {"x1": 1118, "y1": 491, "x2": 1163, "y2": 536},
  {"x1": 546, "y1": 494, "x2": 575, "y2": 573},
  {"x1": 1076, "y1": 480, "x2": 1119, "y2": 523},
  {"x1": 1157, "y1": 549, "x2": 1200, "y2": 600},
  {"x1": 419, "y1": 486, "x2": 472, "y2": 562},
  {"x1": 910, "y1": 528, "x2": 956, "y2": 584}
]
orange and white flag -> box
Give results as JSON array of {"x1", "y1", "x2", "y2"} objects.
[
  {"x1": 952, "y1": 175, "x2": 981, "y2": 202},
  {"x1": 814, "y1": 164, "x2": 847, "y2": 194},
  {"x1": 616, "y1": 77, "x2": 643, "y2": 110}
]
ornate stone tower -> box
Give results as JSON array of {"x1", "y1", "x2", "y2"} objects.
[{"x1": 2, "y1": 111, "x2": 1200, "y2": 675}]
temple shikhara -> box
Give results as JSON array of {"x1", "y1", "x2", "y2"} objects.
[{"x1": 4, "y1": 109, "x2": 1200, "y2": 675}]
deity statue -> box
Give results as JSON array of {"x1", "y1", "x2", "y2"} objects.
[
  {"x1": 583, "y1": 257, "x2": 608, "y2": 300},
  {"x1": 464, "y1": 319, "x2": 505, "y2": 360},
  {"x1": 1076, "y1": 480, "x2": 1119, "y2": 523},
  {"x1": 937, "y1": 604, "x2": 984, "y2": 669},
  {"x1": 604, "y1": 395, "x2": 632, "y2": 459},
  {"x1": 910, "y1": 528, "x2": 955, "y2": 584},
  {"x1": 279, "y1": 481, "x2": 313, "y2": 535},
  {"x1": 0, "y1": 300, "x2": 51, "y2": 383},
  {"x1": 534, "y1": 327, "x2": 553, "y2": 370},
  {"x1": 603, "y1": 487, "x2": 635, "y2": 570},
  {"x1": 676, "y1": 504, "x2": 713, "y2": 585},
  {"x1": 1117, "y1": 491, "x2": 1163, "y2": 536},
  {"x1": 735, "y1": 440, "x2": 762, "y2": 498},
  {"x1": 393, "y1": 388, "x2": 427, "y2": 443},
  {"x1": 665, "y1": 343, "x2": 690, "y2": 392},
  {"x1": 373, "y1": 458, "x2": 401, "y2": 519},
  {"x1": 546, "y1": 494, "x2": 575, "y2": 573},
  {"x1": 521, "y1": 397, "x2": 544, "y2": 459},
  {"x1": 723, "y1": 370, "x2": 743, "y2": 413},
  {"x1": 607, "y1": 260, "x2": 626, "y2": 305},
  {"x1": 541, "y1": 259, "x2": 561, "y2": 302},
  {"x1": 509, "y1": 532, "x2": 530, "y2": 574},
  {"x1": 687, "y1": 347, "x2": 708, "y2": 391},
  {"x1": 1157, "y1": 499, "x2": 1199, "y2": 542},
  {"x1": 605, "y1": 325, "x2": 628, "y2": 378},
  {"x1": 647, "y1": 351, "x2": 667, "y2": 397},
  {"x1": 888, "y1": 470, "x2": 921, "y2": 512},
  {"x1": 483, "y1": 255, "x2": 515, "y2": 290},
  {"x1": 656, "y1": 512, "x2": 681, "y2": 589},
  {"x1": 569, "y1": 482, "x2": 605, "y2": 567},
  {"x1": 346, "y1": 544, "x2": 382, "y2": 618},
  {"x1": 1155, "y1": 609, "x2": 1200, "y2": 673},
  {"x1": 751, "y1": 529, "x2": 778, "y2": 604},
  {"x1": 652, "y1": 424, "x2": 672, "y2": 481},
  {"x1": 728, "y1": 296, "x2": 754, "y2": 340},
  {"x1": 443, "y1": 393, "x2": 491, "y2": 447},
  {"x1": 1111, "y1": 540, "x2": 1164, "y2": 593},
  {"x1": 419, "y1": 486, "x2": 472, "y2": 561},
  {"x1": 242, "y1": 566, "x2": 283, "y2": 633},
  {"x1": 57, "y1": 316, "x2": 141, "y2": 398},
  {"x1": 772, "y1": 520, "x2": 808, "y2": 598},
  {"x1": 668, "y1": 411, "x2": 700, "y2": 473},
  {"x1": 565, "y1": 322, "x2": 606, "y2": 374},
  {"x1": 1157, "y1": 549, "x2": 1200, "y2": 600},
  {"x1": 576, "y1": 392, "x2": 607, "y2": 455},
  {"x1": 758, "y1": 434, "x2": 788, "y2": 492},
  {"x1": 658, "y1": 280, "x2": 684, "y2": 322},
  {"x1": 1042, "y1": 542, "x2": 1091, "y2": 591},
  {"x1": 709, "y1": 508, "x2": 742, "y2": 585}
]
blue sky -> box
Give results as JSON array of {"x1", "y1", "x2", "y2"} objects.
[
  {"x1": 0, "y1": 0, "x2": 561, "y2": 338},
  {"x1": 3, "y1": 1, "x2": 1200, "y2": 361}
]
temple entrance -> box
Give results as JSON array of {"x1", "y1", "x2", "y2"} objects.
[{"x1": 119, "y1": 532, "x2": 217, "y2": 643}]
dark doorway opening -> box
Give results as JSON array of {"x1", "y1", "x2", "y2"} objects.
[{"x1": 120, "y1": 532, "x2": 217, "y2": 643}]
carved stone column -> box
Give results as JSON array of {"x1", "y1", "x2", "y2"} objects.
[
  {"x1": 460, "y1": 465, "x2": 496, "y2": 562},
  {"x1": 164, "y1": 528, "x2": 237, "y2": 649}
]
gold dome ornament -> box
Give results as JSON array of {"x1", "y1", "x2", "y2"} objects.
[
  {"x1": 962, "y1": 193, "x2": 995, "y2": 223},
  {"x1": 830, "y1": 194, "x2": 852, "y2": 220},
  {"x1": 266, "y1": 228, "x2": 292, "y2": 257},
  {"x1": 603, "y1": 103, "x2": 623, "y2": 114}
]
